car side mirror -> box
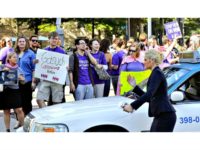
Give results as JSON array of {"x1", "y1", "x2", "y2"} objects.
[{"x1": 171, "y1": 91, "x2": 184, "y2": 102}]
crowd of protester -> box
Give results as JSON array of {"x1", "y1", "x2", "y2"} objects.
[{"x1": 0, "y1": 31, "x2": 200, "y2": 132}]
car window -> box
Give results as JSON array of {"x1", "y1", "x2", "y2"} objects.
[
  {"x1": 163, "y1": 67, "x2": 189, "y2": 88},
  {"x1": 177, "y1": 73, "x2": 200, "y2": 101},
  {"x1": 138, "y1": 67, "x2": 189, "y2": 91}
]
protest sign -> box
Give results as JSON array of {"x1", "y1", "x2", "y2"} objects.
[
  {"x1": 164, "y1": 21, "x2": 182, "y2": 40},
  {"x1": 35, "y1": 49, "x2": 69, "y2": 85},
  {"x1": 0, "y1": 70, "x2": 18, "y2": 85},
  {"x1": 119, "y1": 70, "x2": 151, "y2": 95}
]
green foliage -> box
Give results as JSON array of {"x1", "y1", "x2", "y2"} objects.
[
  {"x1": 184, "y1": 18, "x2": 200, "y2": 36},
  {"x1": 38, "y1": 24, "x2": 56, "y2": 32},
  {"x1": 68, "y1": 18, "x2": 126, "y2": 39},
  {"x1": 15, "y1": 18, "x2": 56, "y2": 35}
]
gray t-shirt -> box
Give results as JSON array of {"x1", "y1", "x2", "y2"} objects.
[{"x1": 0, "y1": 65, "x2": 24, "y2": 89}]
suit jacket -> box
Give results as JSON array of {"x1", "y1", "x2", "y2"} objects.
[{"x1": 131, "y1": 66, "x2": 175, "y2": 117}]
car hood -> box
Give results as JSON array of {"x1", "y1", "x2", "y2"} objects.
[{"x1": 30, "y1": 96, "x2": 134, "y2": 123}]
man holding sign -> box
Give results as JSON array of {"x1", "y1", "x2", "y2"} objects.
[{"x1": 35, "y1": 32, "x2": 67, "y2": 108}]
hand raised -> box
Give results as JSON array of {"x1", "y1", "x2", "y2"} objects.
[{"x1": 127, "y1": 74, "x2": 136, "y2": 88}]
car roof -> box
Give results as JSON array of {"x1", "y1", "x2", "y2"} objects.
[{"x1": 170, "y1": 62, "x2": 200, "y2": 71}]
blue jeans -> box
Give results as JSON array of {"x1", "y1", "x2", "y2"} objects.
[{"x1": 75, "y1": 84, "x2": 94, "y2": 100}]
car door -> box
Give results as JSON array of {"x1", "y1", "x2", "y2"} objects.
[
  {"x1": 173, "y1": 101, "x2": 200, "y2": 132},
  {"x1": 172, "y1": 72, "x2": 200, "y2": 132}
]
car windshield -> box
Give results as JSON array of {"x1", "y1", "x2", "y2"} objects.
[{"x1": 138, "y1": 67, "x2": 189, "y2": 91}]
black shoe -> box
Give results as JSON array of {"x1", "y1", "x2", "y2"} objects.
[
  {"x1": 6, "y1": 129, "x2": 10, "y2": 132},
  {"x1": 13, "y1": 123, "x2": 22, "y2": 130}
]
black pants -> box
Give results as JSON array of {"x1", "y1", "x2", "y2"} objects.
[
  {"x1": 0, "y1": 91, "x2": 3, "y2": 110},
  {"x1": 150, "y1": 112, "x2": 177, "y2": 132},
  {"x1": 111, "y1": 75, "x2": 119, "y2": 95},
  {"x1": 19, "y1": 81, "x2": 32, "y2": 116},
  {"x1": 103, "y1": 79, "x2": 110, "y2": 97}
]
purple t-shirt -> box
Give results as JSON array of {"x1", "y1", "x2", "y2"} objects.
[
  {"x1": 44, "y1": 46, "x2": 65, "y2": 54},
  {"x1": 91, "y1": 51, "x2": 107, "y2": 84},
  {"x1": 120, "y1": 61, "x2": 144, "y2": 71},
  {"x1": 111, "y1": 50, "x2": 126, "y2": 75},
  {"x1": 77, "y1": 54, "x2": 91, "y2": 85},
  {"x1": 0, "y1": 47, "x2": 14, "y2": 64}
]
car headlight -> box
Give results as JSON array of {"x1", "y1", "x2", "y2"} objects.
[
  {"x1": 32, "y1": 123, "x2": 69, "y2": 132},
  {"x1": 23, "y1": 114, "x2": 35, "y2": 132}
]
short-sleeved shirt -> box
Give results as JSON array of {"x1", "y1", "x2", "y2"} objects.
[
  {"x1": 44, "y1": 46, "x2": 65, "y2": 54},
  {"x1": 0, "y1": 64, "x2": 24, "y2": 89},
  {"x1": 77, "y1": 54, "x2": 91, "y2": 85},
  {"x1": 111, "y1": 50, "x2": 126, "y2": 75},
  {"x1": 120, "y1": 56, "x2": 145, "y2": 72},
  {"x1": 91, "y1": 51, "x2": 107, "y2": 84},
  {"x1": 0, "y1": 47, "x2": 14, "y2": 64}
]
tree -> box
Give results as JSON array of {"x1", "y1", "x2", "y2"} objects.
[{"x1": 15, "y1": 18, "x2": 56, "y2": 35}]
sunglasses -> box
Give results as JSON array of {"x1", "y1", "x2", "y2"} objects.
[
  {"x1": 79, "y1": 42, "x2": 86, "y2": 45},
  {"x1": 31, "y1": 40, "x2": 38, "y2": 42},
  {"x1": 129, "y1": 49, "x2": 137, "y2": 53}
]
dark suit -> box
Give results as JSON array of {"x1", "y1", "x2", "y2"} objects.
[{"x1": 131, "y1": 66, "x2": 176, "y2": 132}]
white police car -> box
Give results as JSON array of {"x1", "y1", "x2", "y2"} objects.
[{"x1": 17, "y1": 51, "x2": 200, "y2": 132}]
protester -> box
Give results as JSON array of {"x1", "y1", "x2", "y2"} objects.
[
  {"x1": 117, "y1": 43, "x2": 145, "y2": 95},
  {"x1": 89, "y1": 39, "x2": 107, "y2": 98},
  {"x1": 29, "y1": 35, "x2": 39, "y2": 54},
  {"x1": 111, "y1": 38, "x2": 127, "y2": 95},
  {"x1": 1, "y1": 52, "x2": 25, "y2": 132},
  {"x1": 0, "y1": 37, "x2": 14, "y2": 64},
  {"x1": 148, "y1": 35, "x2": 159, "y2": 51},
  {"x1": 15, "y1": 36, "x2": 36, "y2": 117},
  {"x1": 159, "y1": 36, "x2": 180, "y2": 69},
  {"x1": 0, "y1": 38, "x2": 6, "y2": 49},
  {"x1": 100, "y1": 38, "x2": 112, "y2": 97},
  {"x1": 47, "y1": 35, "x2": 67, "y2": 106},
  {"x1": 120, "y1": 44, "x2": 144, "y2": 72},
  {"x1": 36, "y1": 32, "x2": 66, "y2": 108},
  {"x1": 122, "y1": 49, "x2": 176, "y2": 132},
  {"x1": 187, "y1": 35, "x2": 199, "y2": 51},
  {"x1": 138, "y1": 32, "x2": 148, "y2": 51},
  {"x1": 68, "y1": 38, "x2": 98, "y2": 100}
]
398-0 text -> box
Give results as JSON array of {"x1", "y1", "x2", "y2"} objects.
[{"x1": 180, "y1": 116, "x2": 200, "y2": 124}]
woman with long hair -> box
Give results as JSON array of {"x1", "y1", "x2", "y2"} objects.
[
  {"x1": 15, "y1": 36, "x2": 36, "y2": 118},
  {"x1": 99, "y1": 39, "x2": 112, "y2": 97}
]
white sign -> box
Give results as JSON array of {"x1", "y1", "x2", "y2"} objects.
[{"x1": 35, "y1": 49, "x2": 69, "y2": 85}]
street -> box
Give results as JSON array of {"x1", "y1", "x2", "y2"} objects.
[
  {"x1": 0, "y1": 85, "x2": 114, "y2": 132},
  {"x1": 0, "y1": 86, "x2": 74, "y2": 132}
]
